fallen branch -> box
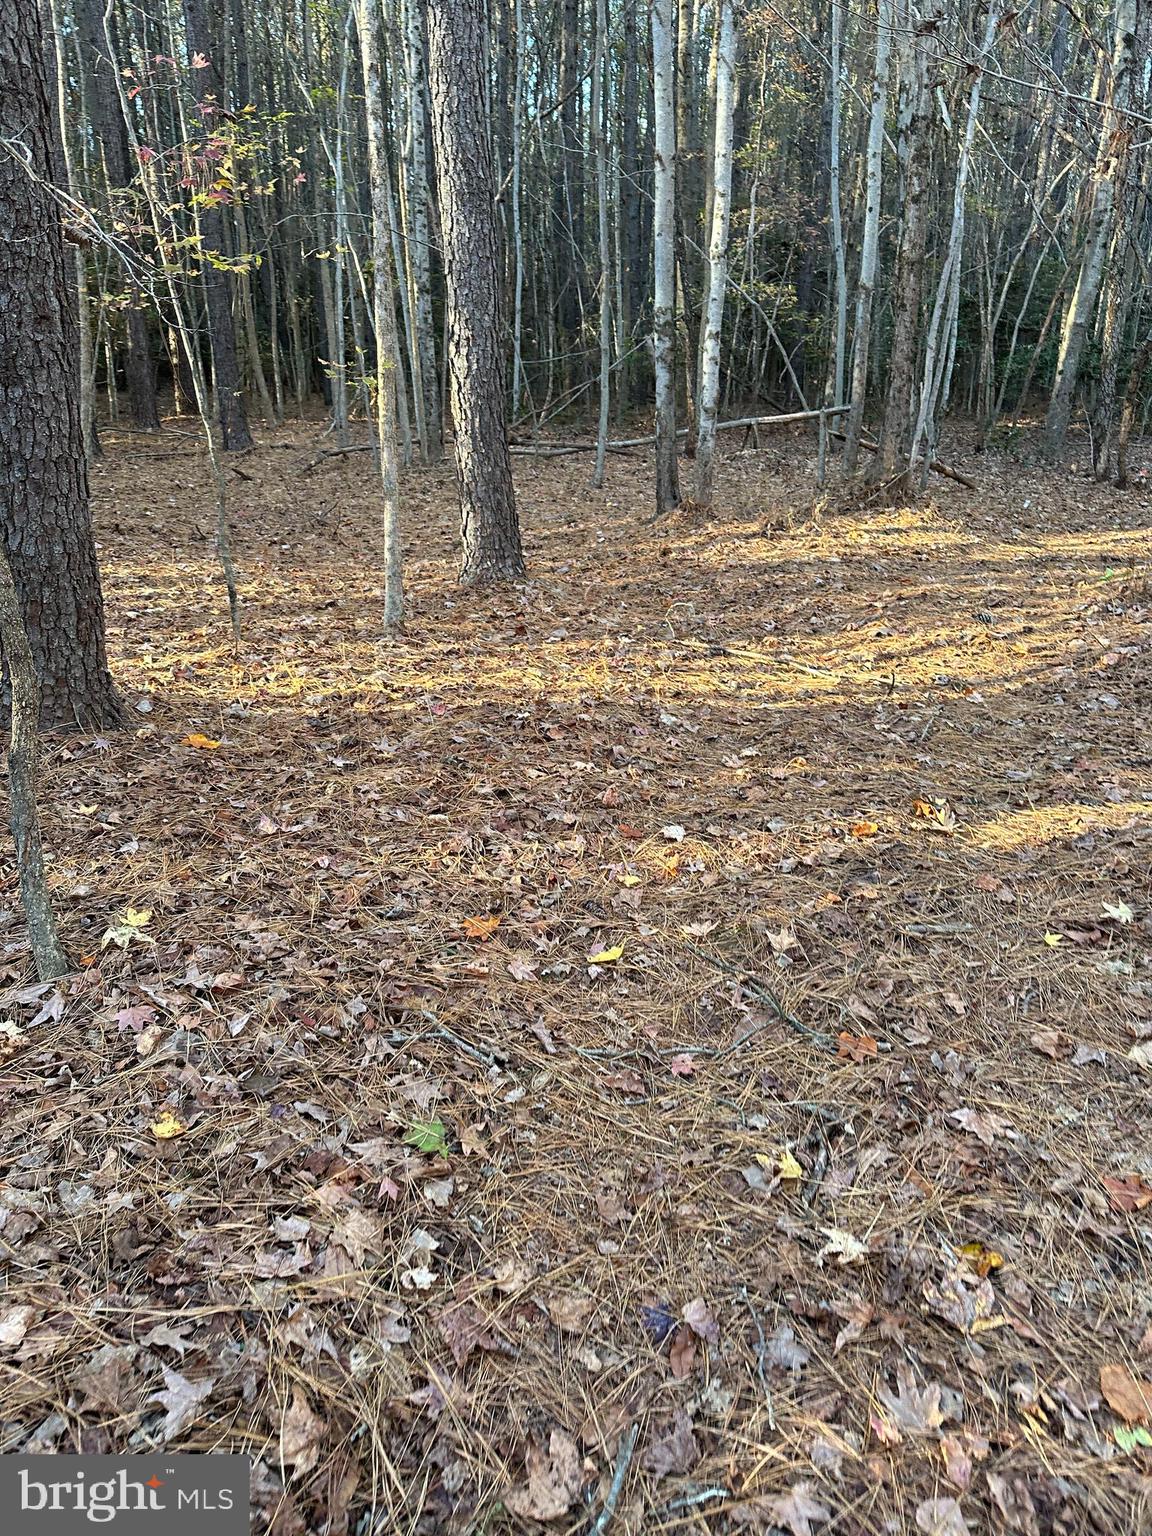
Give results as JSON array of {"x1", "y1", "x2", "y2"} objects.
[
  {"x1": 826, "y1": 429, "x2": 977, "y2": 489},
  {"x1": 510, "y1": 407, "x2": 846, "y2": 456}
]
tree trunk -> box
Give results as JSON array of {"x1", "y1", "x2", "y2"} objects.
[
  {"x1": 427, "y1": 0, "x2": 526, "y2": 584},
  {"x1": 844, "y1": 0, "x2": 892, "y2": 470},
  {"x1": 357, "y1": 0, "x2": 405, "y2": 626},
  {"x1": 694, "y1": 0, "x2": 736, "y2": 508},
  {"x1": 0, "y1": 0, "x2": 123, "y2": 731},
  {"x1": 652, "y1": 0, "x2": 681, "y2": 515},
  {"x1": 869, "y1": 0, "x2": 942, "y2": 497},
  {"x1": 182, "y1": 0, "x2": 254, "y2": 451},
  {"x1": 1044, "y1": 0, "x2": 1137, "y2": 458}
]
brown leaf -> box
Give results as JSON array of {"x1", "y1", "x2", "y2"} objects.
[
  {"x1": 875, "y1": 1364, "x2": 945, "y2": 1438},
  {"x1": 837, "y1": 1031, "x2": 878, "y2": 1063},
  {"x1": 546, "y1": 1289, "x2": 596, "y2": 1333},
  {"x1": 1102, "y1": 1174, "x2": 1152, "y2": 1213},
  {"x1": 1100, "y1": 1362, "x2": 1152, "y2": 1424},
  {"x1": 736, "y1": 1482, "x2": 831, "y2": 1536},
  {"x1": 280, "y1": 1388, "x2": 325, "y2": 1474},
  {"x1": 682, "y1": 1296, "x2": 719, "y2": 1344},
  {"x1": 435, "y1": 1302, "x2": 504, "y2": 1367},
  {"x1": 641, "y1": 1407, "x2": 699, "y2": 1478},
  {"x1": 504, "y1": 1428, "x2": 583, "y2": 1521},
  {"x1": 75, "y1": 1344, "x2": 142, "y2": 1413},
  {"x1": 669, "y1": 1325, "x2": 696, "y2": 1379}
]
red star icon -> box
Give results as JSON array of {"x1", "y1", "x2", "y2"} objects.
[{"x1": 146, "y1": 1476, "x2": 165, "y2": 1489}]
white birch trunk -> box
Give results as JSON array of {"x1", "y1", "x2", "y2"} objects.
[
  {"x1": 591, "y1": 0, "x2": 612, "y2": 488},
  {"x1": 651, "y1": 0, "x2": 681, "y2": 515},
  {"x1": 356, "y1": 0, "x2": 405, "y2": 627},
  {"x1": 844, "y1": 0, "x2": 892, "y2": 470},
  {"x1": 694, "y1": 0, "x2": 736, "y2": 507}
]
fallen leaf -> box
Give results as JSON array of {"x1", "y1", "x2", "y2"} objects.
[
  {"x1": 661, "y1": 823, "x2": 686, "y2": 842},
  {"x1": 150, "y1": 1365, "x2": 215, "y2": 1441},
  {"x1": 915, "y1": 1496, "x2": 969, "y2": 1536},
  {"x1": 280, "y1": 1388, "x2": 325, "y2": 1473},
  {"x1": 150, "y1": 1111, "x2": 186, "y2": 1140},
  {"x1": 818, "y1": 1227, "x2": 868, "y2": 1265},
  {"x1": 1100, "y1": 1362, "x2": 1152, "y2": 1424},
  {"x1": 547, "y1": 1290, "x2": 596, "y2": 1332},
  {"x1": 588, "y1": 944, "x2": 624, "y2": 964},
  {"x1": 181, "y1": 733, "x2": 220, "y2": 750},
  {"x1": 669, "y1": 1325, "x2": 696, "y2": 1379},
  {"x1": 504, "y1": 1429, "x2": 583, "y2": 1520},
  {"x1": 777, "y1": 1149, "x2": 804, "y2": 1182},
  {"x1": 957, "y1": 1241, "x2": 1004, "y2": 1278},
  {"x1": 764, "y1": 1482, "x2": 832, "y2": 1536},
  {"x1": 682, "y1": 1296, "x2": 719, "y2": 1344},
  {"x1": 669, "y1": 1052, "x2": 697, "y2": 1076},
  {"x1": 850, "y1": 820, "x2": 879, "y2": 838},
  {"x1": 1029, "y1": 1028, "x2": 1073, "y2": 1059},
  {"x1": 1103, "y1": 1174, "x2": 1152, "y2": 1213},
  {"x1": 641, "y1": 1407, "x2": 699, "y2": 1478},
  {"x1": 403, "y1": 1118, "x2": 448, "y2": 1154},
  {"x1": 876, "y1": 1364, "x2": 945, "y2": 1438},
  {"x1": 949, "y1": 1107, "x2": 1014, "y2": 1146},
  {"x1": 765, "y1": 1322, "x2": 810, "y2": 1371},
  {"x1": 462, "y1": 914, "x2": 501, "y2": 940},
  {"x1": 912, "y1": 796, "x2": 957, "y2": 832},
  {"x1": 0, "y1": 1305, "x2": 36, "y2": 1348},
  {"x1": 1103, "y1": 900, "x2": 1135, "y2": 924},
  {"x1": 837, "y1": 1031, "x2": 878, "y2": 1063}
]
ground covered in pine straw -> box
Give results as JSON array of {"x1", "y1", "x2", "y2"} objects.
[{"x1": 2, "y1": 421, "x2": 1152, "y2": 1536}]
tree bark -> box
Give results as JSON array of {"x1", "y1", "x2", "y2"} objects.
[
  {"x1": 694, "y1": 0, "x2": 736, "y2": 507},
  {"x1": 427, "y1": 0, "x2": 526, "y2": 584},
  {"x1": 0, "y1": 0, "x2": 123, "y2": 730},
  {"x1": 652, "y1": 0, "x2": 682, "y2": 515}
]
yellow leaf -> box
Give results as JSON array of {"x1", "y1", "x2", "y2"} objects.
[
  {"x1": 618, "y1": 873, "x2": 642, "y2": 887},
  {"x1": 124, "y1": 907, "x2": 153, "y2": 928},
  {"x1": 182, "y1": 733, "x2": 221, "y2": 750},
  {"x1": 462, "y1": 914, "x2": 501, "y2": 940},
  {"x1": 1043, "y1": 931, "x2": 1063, "y2": 947},
  {"x1": 850, "y1": 820, "x2": 879, "y2": 838},
  {"x1": 151, "y1": 1111, "x2": 186, "y2": 1140},
  {"x1": 76, "y1": 804, "x2": 100, "y2": 816},
  {"x1": 958, "y1": 1240, "x2": 1004, "y2": 1277},
  {"x1": 588, "y1": 944, "x2": 624, "y2": 964},
  {"x1": 777, "y1": 1150, "x2": 804, "y2": 1182}
]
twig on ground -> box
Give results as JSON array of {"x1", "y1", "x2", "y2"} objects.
[
  {"x1": 680, "y1": 939, "x2": 838, "y2": 1052},
  {"x1": 740, "y1": 1286, "x2": 775, "y2": 1430},
  {"x1": 589, "y1": 1422, "x2": 639, "y2": 1536}
]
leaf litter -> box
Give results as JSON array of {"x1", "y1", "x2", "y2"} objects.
[{"x1": 0, "y1": 432, "x2": 1149, "y2": 1529}]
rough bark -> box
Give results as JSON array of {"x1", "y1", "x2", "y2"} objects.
[
  {"x1": 427, "y1": 0, "x2": 526, "y2": 584},
  {"x1": 0, "y1": 0, "x2": 123, "y2": 731}
]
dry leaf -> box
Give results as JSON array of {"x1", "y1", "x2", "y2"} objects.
[
  {"x1": 837, "y1": 1031, "x2": 878, "y2": 1063},
  {"x1": 915, "y1": 1497, "x2": 969, "y2": 1536},
  {"x1": 641, "y1": 1407, "x2": 699, "y2": 1478},
  {"x1": 1103, "y1": 1174, "x2": 1152, "y2": 1213},
  {"x1": 682, "y1": 1296, "x2": 719, "y2": 1344},
  {"x1": 669, "y1": 1325, "x2": 696, "y2": 1379},
  {"x1": 1100, "y1": 1362, "x2": 1152, "y2": 1424},
  {"x1": 588, "y1": 943, "x2": 624, "y2": 964},
  {"x1": 150, "y1": 1110, "x2": 186, "y2": 1140},
  {"x1": 462, "y1": 914, "x2": 501, "y2": 940},
  {"x1": 504, "y1": 1429, "x2": 583, "y2": 1520},
  {"x1": 280, "y1": 1388, "x2": 325, "y2": 1473},
  {"x1": 763, "y1": 1482, "x2": 832, "y2": 1536},
  {"x1": 181, "y1": 733, "x2": 220, "y2": 750},
  {"x1": 151, "y1": 1365, "x2": 215, "y2": 1441}
]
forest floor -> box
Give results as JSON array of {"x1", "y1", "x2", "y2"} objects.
[{"x1": 2, "y1": 419, "x2": 1152, "y2": 1535}]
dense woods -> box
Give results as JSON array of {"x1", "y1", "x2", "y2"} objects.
[{"x1": 25, "y1": 0, "x2": 1152, "y2": 531}]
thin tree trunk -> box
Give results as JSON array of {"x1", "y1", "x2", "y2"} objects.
[
  {"x1": 694, "y1": 0, "x2": 736, "y2": 507},
  {"x1": 427, "y1": 0, "x2": 525, "y2": 583},
  {"x1": 652, "y1": 0, "x2": 681, "y2": 515},
  {"x1": 591, "y1": 0, "x2": 612, "y2": 488},
  {"x1": 844, "y1": 0, "x2": 892, "y2": 470},
  {"x1": 357, "y1": 0, "x2": 405, "y2": 626}
]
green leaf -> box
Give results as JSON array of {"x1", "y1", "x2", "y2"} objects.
[
  {"x1": 1114, "y1": 1425, "x2": 1152, "y2": 1453},
  {"x1": 404, "y1": 1119, "x2": 448, "y2": 1155}
]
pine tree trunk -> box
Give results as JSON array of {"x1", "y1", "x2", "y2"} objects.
[
  {"x1": 0, "y1": 0, "x2": 123, "y2": 731},
  {"x1": 427, "y1": 0, "x2": 525, "y2": 584}
]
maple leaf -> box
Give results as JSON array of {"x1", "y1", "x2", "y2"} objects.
[
  {"x1": 403, "y1": 1118, "x2": 448, "y2": 1154},
  {"x1": 641, "y1": 1407, "x2": 699, "y2": 1478},
  {"x1": 669, "y1": 1052, "x2": 697, "y2": 1076},
  {"x1": 1103, "y1": 900, "x2": 1135, "y2": 924},
  {"x1": 818, "y1": 1227, "x2": 868, "y2": 1265},
  {"x1": 949, "y1": 1106, "x2": 1014, "y2": 1146},
  {"x1": 507, "y1": 956, "x2": 537, "y2": 981},
  {"x1": 875, "y1": 1364, "x2": 945, "y2": 1438},
  {"x1": 732, "y1": 1482, "x2": 831, "y2": 1536}
]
